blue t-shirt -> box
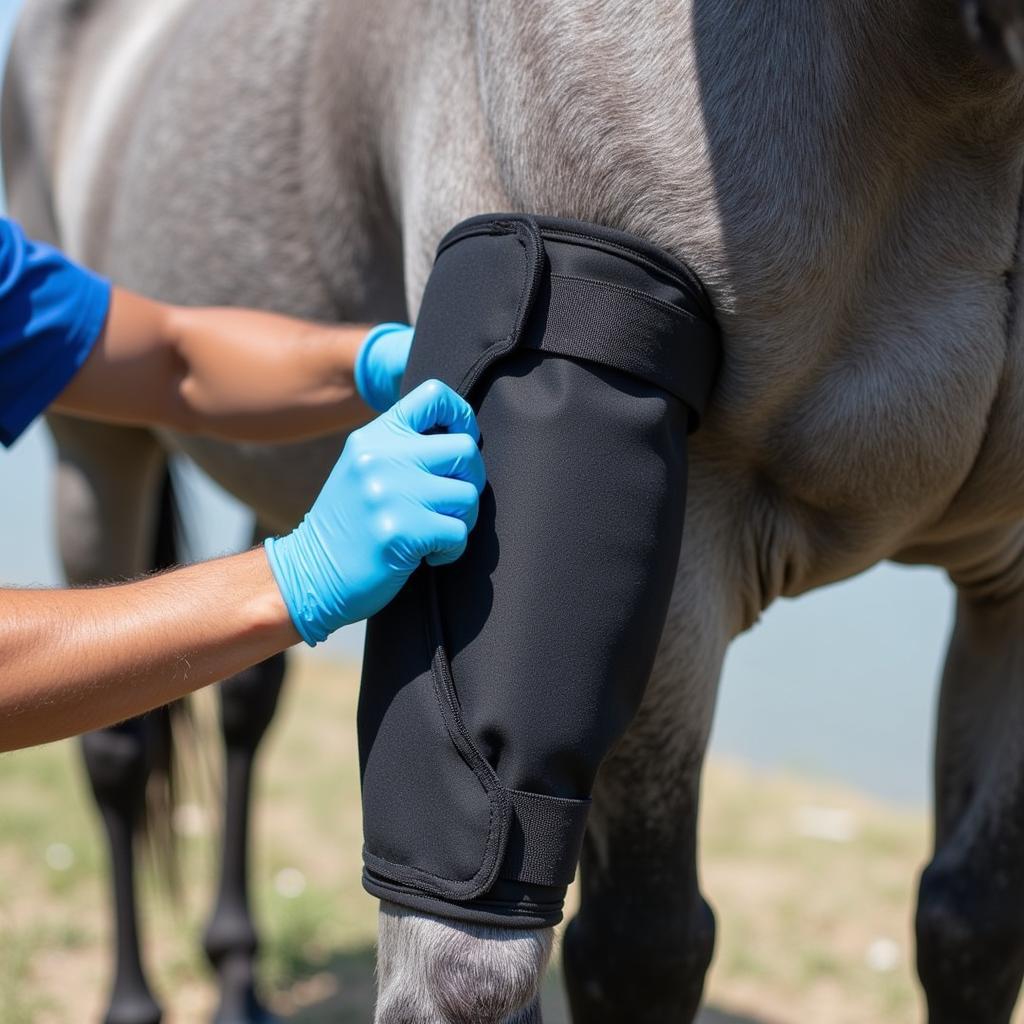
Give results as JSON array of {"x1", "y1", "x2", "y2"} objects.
[{"x1": 0, "y1": 217, "x2": 111, "y2": 446}]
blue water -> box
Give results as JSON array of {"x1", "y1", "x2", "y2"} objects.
[{"x1": 0, "y1": 0, "x2": 951, "y2": 806}]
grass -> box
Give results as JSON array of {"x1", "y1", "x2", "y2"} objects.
[{"x1": 0, "y1": 655, "x2": 953, "y2": 1023}]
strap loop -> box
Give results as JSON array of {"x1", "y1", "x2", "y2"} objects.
[
  {"x1": 525, "y1": 273, "x2": 720, "y2": 429},
  {"x1": 500, "y1": 789, "x2": 591, "y2": 887}
]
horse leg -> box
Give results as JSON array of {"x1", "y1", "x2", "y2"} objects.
[
  {"x1": 916, "y1": 534, "x2": 1024, "y2": 1024},
  {"x1": 562, "y1": 529, "x2": 731, "y2": 1024},
  {"x1": 375, "y1": 903, "x2": 552, "y2": 1024},
  {"x1": 82, "y1": 716, "x2": 164, "y2": 1024},
  {"x1": 371, "y1": 485, "x2": 736, "y2": 1024},
  {"x1": 202, "y1": 641, "x2": 286, "y2": 1024},
  {"x1": 51, "y1": 415, "x2": 168, "y2": 1024}
]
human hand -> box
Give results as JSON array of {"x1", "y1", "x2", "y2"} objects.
[
  {"x1": 354, "y1": 322, "x2": 415, "y2": 412},
  {"x1": 264, "y1": 379, "x2": 484, "y2": 645}
]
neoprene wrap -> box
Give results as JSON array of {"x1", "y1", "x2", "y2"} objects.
[{"x1": 358, "y1": 214, "x2": 720, "y2": 928}]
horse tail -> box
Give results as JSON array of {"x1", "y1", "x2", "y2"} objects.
[{"x1": 140, "y1": 466, "x2": 208, "y2": 896}]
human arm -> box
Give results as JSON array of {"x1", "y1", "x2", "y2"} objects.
[
  {"x1": 54, "y1": 288, "x2": 414, "y2": 441},
  {"x1": 0, "y1": 381, "x2": 485, "y2": 752},
  {"x1": 0, "y1": 549, "x2": 296, "y2": 752},
  {"x1": 0, "y1": 215, "x2": 413, "y2": 446}
]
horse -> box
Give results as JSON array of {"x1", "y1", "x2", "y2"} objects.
[{"x1": 6, "y1": 1, "x2": 1024, "y2": 1022}]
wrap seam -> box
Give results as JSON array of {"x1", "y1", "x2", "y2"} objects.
[
  {"x1": 549, "y1": 272, "x2": 702, "y2": 321},
  {"x1": 456, "y1": 218, "x2": 545, "y2": 399},
  {"x1": 361, "y1": 218, "x2": 548, "y2": 901},
  {"x1": 361, "y1": 872, "x2": 567, "y2": 929},
  {"x1": 361, "y1": 578, "x2": 510, "y2": 899},
  {"x1": 436, "y1": 216, "x2": 712, "y2": 320},
  {"x1": 540, "y1": 227, "x2": 709, "y2": 309}
]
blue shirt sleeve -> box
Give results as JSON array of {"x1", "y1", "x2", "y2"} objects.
[{"x1": 0, "y1": 216, "x2": 112, "y2": 447}]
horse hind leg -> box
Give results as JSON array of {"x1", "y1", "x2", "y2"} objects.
[
  {"x1": 916, "y1": 533, "x2": 1024, "y2": 1024},
  {"x1": 82, "y1": 714, "x2": 164, "y2": 1024},
  {"x1": 53, "y1": 416, "x2": 169, "y2": 1024},
  {"x1": 203, "y1": 521, "x2": 287, "y2": 1024},
  {"x1": 375, "y1": 904, "x2": 552, "y2": 1024}
]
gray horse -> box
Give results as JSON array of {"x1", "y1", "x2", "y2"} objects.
[{"x1": 6, "y1": 1, "x2": 1024, "y2": 1022}]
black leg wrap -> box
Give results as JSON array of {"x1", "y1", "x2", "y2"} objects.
[{"x1": 358, "y1": 214, "x2": 720, "y2": 927}]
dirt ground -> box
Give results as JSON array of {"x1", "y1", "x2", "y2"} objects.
[{"x1": 0, "y1": 655, "x2": 950, "y2": 1023}]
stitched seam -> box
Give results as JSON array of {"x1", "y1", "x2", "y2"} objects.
[
  {"x1": 549, "y1": 272, "x2": 701, "y2": 322},
  {"x1": 361, "y1": 682, "x2": 501, "y2": 893},
  {"x1": 510, "y1": 789, "x2": 591, "y2": 808},
  {"x1": 365, "y1": 220, "x2": 541, "y2": 896},
  {"x1": 457, "y1": 219, "x2": 543, "y2": 397},
  {"x1": 438, "y1": 218, "x2": 711, "y2": 317},
  {"x1": 540, "y1": 227, "x2": 708, "y2": 301},
  {"x1": 362, "y1": 589, "x2": 505, "y2": 895},
  {"x1": 361, "y1": 875, "x2": 565, "y2": 918}
]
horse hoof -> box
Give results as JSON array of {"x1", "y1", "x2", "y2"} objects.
[{"x1": 103, "y1": 993, "x2": 163, "y2": 1024}]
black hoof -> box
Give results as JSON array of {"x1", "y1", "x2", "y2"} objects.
[{"x1": 104, "y1": 992, "x2": 162, "y2": 1024}]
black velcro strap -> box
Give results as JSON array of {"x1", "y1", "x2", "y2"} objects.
[
  {"x1": 525, "y1": 274, "x2": 720, "y2": 429},
  {"x1": 500, "y1": 790, "x2": 591, "y2": 887}
]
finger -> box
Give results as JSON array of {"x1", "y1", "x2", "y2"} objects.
[
  {"x1": 379, "y1": 326, "x2": 415, "y2": 378},
  {"x1": 422, "y1": 512, "x2": 470, "y2": 567},
  {"x1": 373, "y1": 326, "x2": 415, "y2": 409},
  {"x1": 392, "y1": 379, "x2": 480, "y2": 442},
  {"x1": 418, "y1": 475, "x2": 481, "y2": 532},
  {"x1": 412, "y1": 431, "x2": 487, "y2": 493}
]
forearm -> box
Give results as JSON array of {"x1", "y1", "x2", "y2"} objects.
[
  {"x1": 0, "y1": 549, "x2": 298, "y2": 752},
  {"x1": 164, "y1": 303, "x2": 374, "y2": 440},
  {"x1": 56, "y1": 288, "x2": 376, "y2": 442}
]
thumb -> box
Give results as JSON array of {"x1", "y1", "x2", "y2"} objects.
[
  {"x1": 423, "y1": 512, "x2": 471, "y2": 567},
  {"x1": 391, "y1": 379, "x2": 480, "y2": 442}
]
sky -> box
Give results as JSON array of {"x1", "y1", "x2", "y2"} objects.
[{"x1": 0, "y1": 0, "x2": 955, "y2": 807}]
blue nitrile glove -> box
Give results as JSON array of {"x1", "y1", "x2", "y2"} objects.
[
  {"x1": 354, "y1": 322, "x2": 415, "y2": 412},
  {"x1": 265, "y1": 379, "x2": 485, "y2": 646}
]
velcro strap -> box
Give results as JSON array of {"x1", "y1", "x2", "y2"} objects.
[
  {"x1": 525, "y1": 273, "x2": 720, "y2": 429},
  {"x1": 500, "y1": 790, "x2": 591, "y2": 887}
]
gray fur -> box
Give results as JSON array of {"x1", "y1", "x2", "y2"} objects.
[
  {"x1": 7, "y1": 0, "x2": 1024, "y2": 1021},
  {"x1": 377, "y1": 903, "x2": 551, "y2": 1023}
]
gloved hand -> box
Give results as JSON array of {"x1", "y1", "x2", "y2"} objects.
[
  {"x1": 354, "y1": 322, "x2": 415, "y2": 412},
  {"x1": 265, "y1": 379, "x2": 485, "y2": 646}
]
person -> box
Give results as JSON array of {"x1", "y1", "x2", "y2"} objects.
[{"x1": 0, "y1": 216, "x2": 485, "y2": 752}]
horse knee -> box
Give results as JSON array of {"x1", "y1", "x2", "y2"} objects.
[
  {"x1": 217, "y1": 652, "x2": 286, "y2": 750},
  {"x1": 564, "y1": 894, "x2": 715, "y2": 1023},
  {"x1": 376, "y1": 905, "x2": 551, "y2": 1024},
  {"x1": 917, "y1": 864, "x2": 1024, "y2": 1023},
  {"x1": 81, "y1": 720, "x2": 153, "y2": 816}
]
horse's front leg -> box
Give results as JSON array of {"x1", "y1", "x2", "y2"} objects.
[
  {"x1": 201, "y1": 519, "x2": 286, "y2": 1024},
  {"x1": 376, "y1": 904, "x2": 551, "y2": 1024},
  {"x1": 915, "y1": 527, "x2": 1024, "y2": 1024}
]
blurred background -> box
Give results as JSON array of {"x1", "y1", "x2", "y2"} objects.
[{"x1": 0, "y1": 0, "x2": 961, "y2": 1021}]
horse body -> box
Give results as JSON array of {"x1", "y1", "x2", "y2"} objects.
[
  {"x1": 480, "y1": 2, "x2": 1024, "y2": 589},
  {"x1": 7, "y1": 1, "x2": 1024, "y2": 1021}
]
